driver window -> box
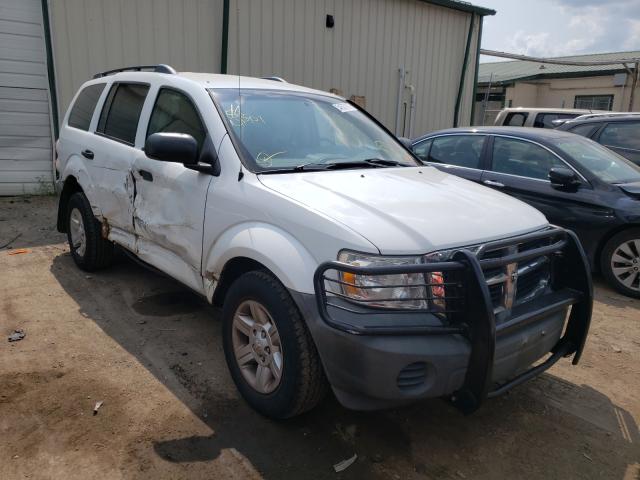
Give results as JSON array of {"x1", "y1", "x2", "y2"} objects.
[
  {"x1": 491, "y1": 137, "x2": 565, "y2": 180},
  {"x1": 147, "y1": 89, "x2": 206, "y2": 152}
]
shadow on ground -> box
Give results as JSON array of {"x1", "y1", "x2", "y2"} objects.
[{"x1": 50, "y1": 252, "x2": 640, "y2": 479}]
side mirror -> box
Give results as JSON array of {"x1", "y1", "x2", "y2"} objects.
[
  {"x1": 145, "y1": 132, "x2": 198, "y2": 165},
  {"x1": 549, "y1": 167, "x2": 580, "y2": 189}
]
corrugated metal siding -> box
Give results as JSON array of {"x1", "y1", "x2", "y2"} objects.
[
  {"x1": 0, "y1": 0, "x2": 54, "y2": 195},
  {"x1": 48, "y1": 0, "x2": 224, "y2": 117},
  {"x1": 227, "y1": 0, "x2": 479, "y2": 134}
]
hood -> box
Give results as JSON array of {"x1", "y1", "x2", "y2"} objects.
[
  {"x1": 618, "y1": 181, "x2": 640, "y2": 199},
  {"x1": 258, "y1": 167, "x2": 548, "y2": 254}
]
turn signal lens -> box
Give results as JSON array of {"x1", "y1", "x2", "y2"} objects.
[{"x1": 341, "y1": 271, "x2": 360, "y2": 297}]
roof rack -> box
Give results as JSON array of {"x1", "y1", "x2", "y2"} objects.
[
  {"x1": 261, "y1": 76, "x2": 287, "y2": 83},
  {"x1": 93, "y1": 64, "x2": 176, "y2": 79}
]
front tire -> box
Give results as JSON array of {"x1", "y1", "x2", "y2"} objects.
[
  {"x1": 222, "y1": 270, "x2": 328, "y2": 418},
  {"x1": 600, "y1": 229, "x2": 640, "y2": 298},
  {"x1": 66, "y1": 192, "x2": 114, "y2": 271}
]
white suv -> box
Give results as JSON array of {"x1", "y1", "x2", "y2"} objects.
[{"x1": 56, "y1": 65, "x2": 592, "y2": 418}]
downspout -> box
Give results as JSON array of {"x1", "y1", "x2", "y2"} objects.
[
  {"x1": 407, "y1": 83, "x2": 416, "y2": 138},
  {"x1": 40, "y1": 0, "x2": 59, "y2": 138},
  {"x1": 453, "y1": 12, "x2": 475, "y2": 127},
  {"x1": 469, "y1": 16, "x2": 483, "y2": 125},
  {"x1": 628, "y1": 62, "x2": 639, "y2": 112},
  {"x1": 220, "y1": 0, "x2": 230, "y2": 73},
  {"x1": 395, "y1": 67, "x2": 406, "y2": 135}
]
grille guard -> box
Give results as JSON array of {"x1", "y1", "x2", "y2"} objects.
[{"x1": 313, "y1": 227, "x2": 593, "y2": 413}]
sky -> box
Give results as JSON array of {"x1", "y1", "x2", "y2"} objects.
[{"x1": 478, "y1": 0, "x2": 640, "y2": 62}]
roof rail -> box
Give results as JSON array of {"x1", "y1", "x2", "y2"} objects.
[
  {"x1": 261, "y1": 76, "x2": 287, "y2": 83},
  {"x1": 93, "y1": 64, "x2": 176, "y2": 79},
  {"x1": 573, "y1": 112, "x2": 640, "y2": 121}
]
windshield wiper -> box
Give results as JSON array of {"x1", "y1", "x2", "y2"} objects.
[{"x1": 258, "y1": 158, "x2": 405, "y2": 174}]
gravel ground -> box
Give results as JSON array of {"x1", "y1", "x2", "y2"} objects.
[{"x1": 1, "y1": 195, "x2": 639, "y2": 479}]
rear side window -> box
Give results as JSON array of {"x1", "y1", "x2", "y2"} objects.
[
  {"x1": 429, "y1": 135, "x2": 485, "y2": 168},
  {"x1": 599, "y1": 122, "x2": 640, "y2": 151},
  {"x1": 504, "y1": 112, "x2": 528, "y2": 127},
  {"x1": 147, "y1": 89, "x2": 206, "y2": 152},
  {"x1": 412, "y1": 138, "x2": 432, "y2": 162},
  {"x1": 97, "y1": 83, "x2": 149, "y2": 144},
  {"x1": 568, "y1": 123, "x2": 597, "y2": 137},
  {"x1": 68, "y1": 84, "x2": 105, "y2": 131},
  {"x1": 533, "y1": 113, "x2": 579, "y2": 129},
  {"x1": 428, "y1": 135, "x2": 485, "y2": 169}
]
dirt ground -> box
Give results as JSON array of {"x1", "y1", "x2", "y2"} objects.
[{"x1": 0, "y1": 195, "x2": 638, "y2": 480}]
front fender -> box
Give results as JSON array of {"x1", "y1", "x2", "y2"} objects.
[{"x1": 203, "y1": 222, "x2": 320, "y2": 301}]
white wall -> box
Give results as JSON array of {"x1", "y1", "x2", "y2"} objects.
[
  {"x1": 227, "y1": 0, "x2": 480, "y2": 135},
  {"x1": 0, "y1": 0, "x2": 54, "y2": 195},
  {"x1": 48, "y1": 0, "x2": 224, "y2": 118}
]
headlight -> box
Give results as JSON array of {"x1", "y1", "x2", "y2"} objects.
[{"x1": 334, "y1": 251, "x2": 432, "y2": 310}]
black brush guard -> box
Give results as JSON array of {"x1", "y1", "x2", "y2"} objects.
[{"x1": 313, "y1": 228, "x2": 592, "y2": 414}]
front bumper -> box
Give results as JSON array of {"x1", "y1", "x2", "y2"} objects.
[{"x1": 297, "y1": 228, "x2": 592, "y2": 413}]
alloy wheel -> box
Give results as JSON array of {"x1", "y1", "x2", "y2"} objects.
[
  {"x1": 69, "y1": 208, "x2": 87, "y2": 257},
  {"x1": 610, "y1": 239, "x2": 640, "y2": 292},
  {"x1": 232, "y1": 300, "x2": 283, "y2": 394}
]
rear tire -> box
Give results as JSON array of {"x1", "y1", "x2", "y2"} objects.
[
  {"x1": 66, "y1": 192, "x2": 114, "y2": 271},
  {"x1": 600, "y1": 229, "x2": 640, "y2": 298},
  {"x1": 222, "y1": 270, "x2": 328, "y2": 418}
]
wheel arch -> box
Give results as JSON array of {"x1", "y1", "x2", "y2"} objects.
[
  {"x1": 212, "y1": 256, "x2": 271, "y2": 306},
  {"x1": 57, "y1": 175, "x2": 83, "y2": 233},
  {"x1": 203, "y1": 222, "x2": 321, "y2": 304}
]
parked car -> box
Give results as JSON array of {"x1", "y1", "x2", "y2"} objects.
[
  {"x1": 411, "y1": 127, "x2": 640, "y2": 298},
  {"x1": 556, "y1": 114, "x2": 640, "y2": 165},
  {"x1": 56, "y1": 65, "x2": 592, "y2": 419},
  {"x1": 494, "y1": 107, "x2": 596, "y2": 129}
]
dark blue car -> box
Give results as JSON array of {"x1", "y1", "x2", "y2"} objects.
[{"x1": 411, "y1": 126, "x2": 640, "y2": 298}]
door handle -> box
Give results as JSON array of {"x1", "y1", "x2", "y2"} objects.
[
  {"x1": 483, "y1": 179, "x2": 505, "y2": 188},
  {"x1": 81, "y1": 149, "x2": 94, "y2": 160},
  {"x1": 138, "y1": 169, "x2": 153, "y2": 182}
]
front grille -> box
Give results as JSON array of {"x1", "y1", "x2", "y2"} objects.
[{"x1": 478, "y1": 231, "x2": 557, "y2": 318}]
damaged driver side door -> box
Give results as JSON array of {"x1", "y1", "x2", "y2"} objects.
[{"x1": 131, "y1": 87, "x2": 214, "y2": 293}]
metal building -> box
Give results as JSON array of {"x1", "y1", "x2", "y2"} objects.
[{"x1": 0, "y1": 0, "x2": 494, "y2": 195}]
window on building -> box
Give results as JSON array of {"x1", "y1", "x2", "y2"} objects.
[
  {"x1": 147, "y1": 89, "x2": 206, "y2": 152},
  {"x1": 68, "y1": 84, "x2": 106, "y2": 131},
  {"x1": 574, "y1": 95, "x2": 614, "y2": 111},
  {"x1": 599, "y1": 122, "x2": 640, "y2": 151},
  {"x1": 428, "y1": 135, "x2": 485, "y2": 169},
  {"x1": 504, "y1": 112, "x2": 528, "y2": 126},
  {"x1": 491, "y1": 136, "x2": 565, "y2": 180},
  {"x1": 533, "y1": 113, "x2": 580, "y2": 129},
  {"x1": 97, "y1": 83, "x2": 150, "y2": 144}
]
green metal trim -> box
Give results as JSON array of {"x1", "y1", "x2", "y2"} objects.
[
  {"x1": 470, "y1": 16, "x2": 483, "y2": 125},
  {"x1": 220, "y1": 0, "x2": 230, "y2": 73},
  {"x1": 454, "y1": 13, "x2": 475, "y2": 127},
  {"x1": 421, "y1": 0, "x2": 495, "y2": 16},
  {"x1": 478, "y1": 68, "x2": 628, "y2": 86},
  {"x1": 40, "y1": 0, "x2": 59, "y2": 138}
]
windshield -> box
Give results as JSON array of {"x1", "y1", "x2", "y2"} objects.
[
  {"x1": 552, "y1": 136, "x2": 640, "y2": 184},
  {"x1": 210, "y1": 88, "x2": 418, "y2": 172}
]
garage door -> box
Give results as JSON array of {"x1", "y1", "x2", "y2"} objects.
[{"x1": 0, "y1": 0, "x2": 53, "y2": 195}]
